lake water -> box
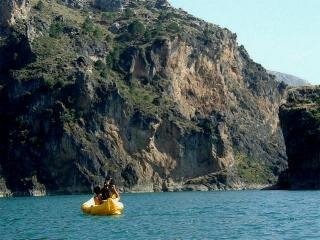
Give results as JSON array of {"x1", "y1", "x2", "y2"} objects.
[{"x1": 0, "y1": 191, "x2": 319, "y2": 239}]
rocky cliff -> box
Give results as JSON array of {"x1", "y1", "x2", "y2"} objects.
[
  {"x1": 0, "y1": 0, "x2": 287, "y2": 196},
  {"x1": 0, "y1": 0, "x2": 30, "y2": 27},
  {"x1": 279, "y1": 86, "x2": 320, "y2": 189}
]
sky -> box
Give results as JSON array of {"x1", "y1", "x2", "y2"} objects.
[{"x1": 169, "y1": 0, "x2": 320, "y2": 85}]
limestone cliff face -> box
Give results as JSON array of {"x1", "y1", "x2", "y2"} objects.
[
  {"x1": 0, "y1": 0, "x2": 287, "y2": 196},
  {"x1": 279, "y1": 86, "x2": 320, "y2": 189},
  {"x1": 0, "y1": 0, "x2": 30, "y2": 27}
]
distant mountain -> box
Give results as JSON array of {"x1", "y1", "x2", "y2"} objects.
[{"x1": 268, "y1": 71, "x2": 310, "y2": 86}]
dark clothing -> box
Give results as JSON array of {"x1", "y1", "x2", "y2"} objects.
[{"x1": 101, "y1": 185, "x2": 113, "y2": 200}]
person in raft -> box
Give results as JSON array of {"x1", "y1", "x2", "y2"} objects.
[
  {"x1": 100, "y1": 176, "x2": 120, "y2": 201},
  {"x1": 93, "y1": 186, "x2": 103, "y2": 205}
]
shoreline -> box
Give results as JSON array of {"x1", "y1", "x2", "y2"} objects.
[{"x1": 0, "y1": 183, "x2": 286, "y2": 198}]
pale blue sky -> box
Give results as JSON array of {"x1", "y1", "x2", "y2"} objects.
[{"x1": 170, "y1": 0, "x2": 320, "y2": 84}]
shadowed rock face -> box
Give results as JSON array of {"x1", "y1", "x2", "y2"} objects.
[
  {"x1": 279, "y1": 86, "x2": 320, "y2": 189},
  {"x1": 0, "y1": 0, "x2": 30, "y2": 27},
  {"x1": 0, "y1": 0, "x2": 287, "y2": 196}
]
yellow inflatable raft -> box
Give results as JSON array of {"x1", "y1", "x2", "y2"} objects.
[{"x1": 81, "y1": 197, "x2": 124, "y2": 216}]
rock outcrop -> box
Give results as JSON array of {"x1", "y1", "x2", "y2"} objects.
[
  {"x1": 94, "y1": 0, "x2": 126, "y2": 11},
  {"x1": 279, "y1": 86, "x2": 320, "y2": 189},
  {"x1": 59, "y1": 0, "x2": 89, "y2": 9},
  {"x1": 0, "y1": 165, "x2": 12, "y2": 197},
  {"x1": 0, "y1": 0, "x2": 287, "y2": 196},
  {"x1": 0, "y1": 0, "x2": 30, "y2": 27},
  {"x1": 155, "y1": 0, "x2": 170, "y2": 9}
]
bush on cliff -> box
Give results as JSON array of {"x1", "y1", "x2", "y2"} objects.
[
  {"x1": 101, "y1": 12, "x2": 117, "y2": 22},
  {"x1": 128, "y1": 20, "x2": 145, "y2": 36},
  {"x1": 34, "y1": 0, "x2": 45, "y2": 11},
  {"x1": 82, "y1": 17, "x2": 95, "y2": 34},
  {"x1": 49, "y1": 21, "x2": 64, "y2": 38},
  {"x1": 235, "y1": 152, "x2": 276, "y2": 184},
  {"x1": 166, "y1": 22, "x2": 180, "y2": 33},
  {"x1": 82, "y1": 17, "x2": 105, "y2": 40},
  {"x1": 123, "y1": 9, "x2": 135, "y2": 19}
]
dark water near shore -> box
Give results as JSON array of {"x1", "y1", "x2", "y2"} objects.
[{"x1": 0, "y1": 191, "x2": 319, "y2": 239}]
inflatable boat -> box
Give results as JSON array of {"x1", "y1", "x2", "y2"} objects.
[{"x1": 81, "y1": 197, "x2": 124, "y2": 216}]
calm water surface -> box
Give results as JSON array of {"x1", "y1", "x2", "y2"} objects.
[{"x1": 0, "y1": 191, "x2": 319, "y2": 239}]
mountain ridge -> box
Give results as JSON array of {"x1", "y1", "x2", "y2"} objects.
[{"x1": 268, "y1": 70, "x2": 310, "y2": 87}]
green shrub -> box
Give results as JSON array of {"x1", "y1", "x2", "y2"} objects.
[
  {"x1": 82, "y1": 17, "x2": 105, "y2": 40},
  {"x1": 94, "y1": 60, "x2": 110, "y2": 78},
  {"x1": 203, "y1": 28, "x2": 213, "y2": 43},
  {"x1": 105, "y1": 47, "x2": 123, "y2": 69},
  {"x1": 310, "y1": 108, "x2": 320, "y2": 122},
  {"x1": 49, "y1": 21, "x2": 64, "y2": 38},
  {"x1": 313, "y1": 96, "x2": 320, "y2": 105},
  {"x1": 94, "y1": 60, "x2": 106, "y2": 71},
  {"x1": 93, "y1": 26, "x2": 104, "y2": 39},
  {"x1": 115, "y1": 79, "x2": 158, "y2": 115},
  {"x1": 60, "y1": 109, "x2": 76, "y2": 124},
  {"x1": 144, "y1": 30, "x2": 152, "y2": 42},
  {"x1": 203, "y1": 28, "x2": 211, "y2": 38},
  {"x1": 100, "y1": 68, "x2": 109, "y2": 78},
  {"x1": 105, "y1": 54, "x2": 114, "y2": 69},
  {"x1": 158, "y1": 11, "x2": 174, "y2": 20},
  {"x1": 101, "y1": 12, "x2": 117, "y2": 22},
  {"x1": 235, "y1": 152, "x2": 275, "y2": 184},
  {"x1": 123, "y1": 9, "x2": 135, "y2": 18},
  {"x1": 34, "y1": 0, "x2": 45, "y2": 11},
  {"x1": 116, "y1": 32, "x2": 133, "y2": 42},
  {"x1": 42, "y1": 75, "x2": 55, "y2": 89},
  {"x1": 82, "y1": 17, "x2": 95, "y2": 34},
  {"x1": 150, "y1": 24, "x2": 165, "y2": 38},
  {"x1": 128, "y1": 20, "x2": 145, "y2": 36},
  {"x1": 166, "y1": 22, "x2": 180, "y2": 33},
  {"x1": 105, "y1": 33, "x2": 113, "y2": 42}
]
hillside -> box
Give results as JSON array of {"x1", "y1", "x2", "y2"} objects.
[
  {"x1": 268, "y1": 70, "x2": 310, "y2": 87},
  {"x1": 0, "y1": 0, "x2": 287, "y2": 196}
]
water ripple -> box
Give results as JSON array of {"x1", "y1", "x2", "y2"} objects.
[{"x1": 0, "y1": 191, "x2": 320, "y2": 239}]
